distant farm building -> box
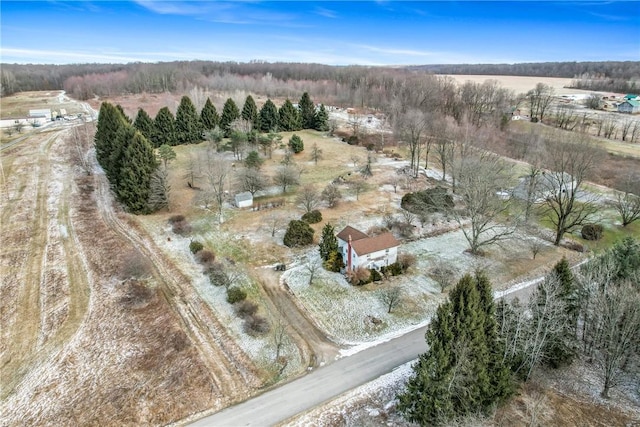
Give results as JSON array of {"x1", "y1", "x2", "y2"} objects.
[
  {"x1": 618, "y1": 100, "x2": 640, "y2": 114},
  {"x1": 337, "y1": 226, "x2": 399, "y2": 272},
  {"x1": 29, "y1": 109, "x2": 52, "y2": 121},
  {"x1": 624, "y1": 94, "x2": 639, "y2": 101},
  {"x1": 234, "y1": 192, "x2": 253, "y2": 208}
]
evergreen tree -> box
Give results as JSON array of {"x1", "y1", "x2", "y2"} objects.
[
  {"x1": 278, "y1": 99, "x2": 301, "y2": 131},
  {"x1": 152, "y1": 107, "x2": 176, "y2": 147},
  {"x1": 133, "y1": 108, "x2": 154, "y2": 142},
  {"x1": 175, "y1": 95, "x2": 202, "y2": 144},
  {"x1": 157, "y1": 144, "x2": 176, "y2": 169},
  {"x1": 318, "y1": 223, "x2": 338, "y2": 261},
  {"x1": 259, "y1": 99, "x2": 279, "y2": 132},
  {"x1": 298, "y1": 92, "x2": 316, "y2": 129},
  {"x1": 116, "y1": 104, "x2": 132, "y2": 124},
  {"x1": 95, "y1": 102, "x2": 126, "y2": 176},
  {"x1": 288, "y1": 134, "x2": 304, "y2": 153},
  {"x1": 200, "y1": 97, "x2": 219, "y2": 130},
  {"x1": 397, "y1": 273, "x2": 513, "y2": 425},
  {"x1": 116, "y1": 131, "x2": 158, "y2": 213},
  {"x1": 108, "y1": 125, "x2": 135, "y2": 189},
  {"x1": 241, "y1": 95, "x2": 258, "y2": 129},
  {"x1": 220, "y1": 98, "x2": 240, "y2": 137},
  {"x1": 314, "y1": 104, "x2": 329, "y2": 131},
  {"x1": 244, "y1": 150, "x2": 263, "y2": 170}
]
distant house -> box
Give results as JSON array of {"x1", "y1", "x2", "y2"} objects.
[
  {"x1": 618, "y1": 100, "x2": 640, "y2": 114},
  {"x1": 234, "y1": 192, "x2": 253, "y2": 208},
  {"x1": 336, "y1": 226, "x2": 400, "y2": 272},
  {"x1": 29, "y1": 109, "x2": 52, "y2": 121},
  {"x1": 513, "y1": 171, "x2": 577, "y2": 203},
  {"x1": 624, "y1": 94, "x2": 639, "y2": 101}
]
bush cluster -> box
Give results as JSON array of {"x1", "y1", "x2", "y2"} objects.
[
  {"x1": 401, "y1": 187, "x2": 453, "y2": 215},
  {"x1": 169, "y1": 214, "x2": 192, "y2": 235},
  {"x1": 581, "y1": 224, "x2": 603, "y2": 241},
  {"x1": 283, "y1": 220, "x2": 314, "y2": 247},
  {"x1": 189, "y1": 240, "x2": 204, "y2": 254},
  {"x1": 302, "y1": 209, "x2": 322, "y2": 224},
  {"x1": 226, "y1": 287, "x2": 247, "y2": 304}
]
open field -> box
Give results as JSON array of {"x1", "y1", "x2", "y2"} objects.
[{"x1": 443, "y1": 74, "x2": 586, "y2": 95}]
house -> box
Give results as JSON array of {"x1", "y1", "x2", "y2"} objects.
[
  {"x1": 234, "y1": 192, "x2": 253, "y2": 208},
  {"x1": 618, "y1": 100, "x2": 640, "y2": 114},
  {"x1": 336, "y1": 226, "x2": 400, "y2": 272},
  {"x1": 513, "y1": 171, "x2": 577, "y2": 203},
  {"x1": 624, "y1": 94, "x2": 639, "y2": 101}
]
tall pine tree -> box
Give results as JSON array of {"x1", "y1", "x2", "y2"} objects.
[
  {"x1": 298, "y1": 92, "x2": 316, "y2": 129},
  {"x1": 279, "y1": 99, "x2": 301, "y2": 131},
  {"x1": 318, "y1": 223, "x2": 338, "y2": 261},
  {"x1": 200, "y1": 97, "x2": 219, "y2": 130},
  {"x1": 397, "y1": 273, "x2": 513, "y2": 426},
  {"x1": 116, "y1": 131, "x2": 158, "y2": 213},
  {"x1": 95, "y1": 102, "x2": 126, "y2": 176},
  {"x1": 153, "y1": 107, "x2": 176, "y2": 147},
  {"x1": 175, "y1": 95, "x2": 202, "y2": 144},
  {"x1": 314, "y1": 104, "x2": 329, "y2": 131},
  {"x1": 133, "y1": 108, "x2": 154, "y2": 142},
  {"x1": 220, "y1": 98, "x2": 240, "y2": 137},
  {"x1": 259, "y1": 99, "x2": 279, "y2": 132},
  {"x1": 241, "y1": 95, "x2": 258, "y2": 129}
]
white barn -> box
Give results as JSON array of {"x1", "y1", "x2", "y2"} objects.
[
  {"x1": 234, "y1": 192, "x2": 253, "y2": 208},
  {"x1": 337, "y1": 226, "x2": 400, "y2": 272}
]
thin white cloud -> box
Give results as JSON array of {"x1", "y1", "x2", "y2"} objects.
[
  {"x1": 314, "y1": 7, "x2": 337, "y2": 19},
  {"x1": 134, "y1": 0, "x2": 298, "y2": 25},
  {"x1": 353, "y1": 44, "x2": 439, "y2": 57}
]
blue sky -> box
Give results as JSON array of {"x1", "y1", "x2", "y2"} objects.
[{"x1": 1, "y1": 1, "x2": 639, "y2": 65}]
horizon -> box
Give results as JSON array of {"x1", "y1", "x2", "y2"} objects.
[{"x1": 1, "y1": 1, "x2": 639, "y2": 66}]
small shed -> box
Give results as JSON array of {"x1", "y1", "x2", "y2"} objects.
[
  {"x1": 618, "y1": 100, "x2": 640, "y2": 114},
  {"x1": 624, "y1": 94, "x2": 639, "y2": 101},
  {"x1": 234, "y1": 192, "x2": 253, "y2": 208}
]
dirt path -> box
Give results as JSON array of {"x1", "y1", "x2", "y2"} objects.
[
  {"x1": 256, "y1": 269, "x2": 339, "y2": 367},
  {"x1": 93, "y1": 172, "x2": 260, "y2": 398}
]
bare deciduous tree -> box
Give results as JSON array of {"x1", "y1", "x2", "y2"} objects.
[
  {"x1": 205, "y1": 154, "x2": 231, "y2": 222},
  {"x1": 452, "y1": 152, "x2": 519, "y2": 254},
  {"x1": 265, "y1": 213, "x2": 286, "y2": 237},
  {"x1": 305, "y1": 258, "x2": 321, "y2": 286},
  {"x1": 273, "y1": 165, "x2": 299, "y2": 193},
  {"x1": 236, "y1": 167, "x2": 266, "y2": 196},
  {"x1": 526, "y1": 83, "x2": 554, "y2": 122},
  {"x1": 309, "y1": 142, "x2": 323, "y2": 164},
  {"x1": 321, "y1": 184, "x2": 342, "y2": 208},
  {"x1": 430, "y1": 262, "x2": 458, "y2": 292},
  {"x1": 148, "y1": 167, "x2": 170, "y2": 211},
  {"x1": 539, "y1": 136, "x2": 600, "y2": 245},
  {"x1": 394, "y1": 109, "x2": 428, "y2": 178},
  {"x1": 379, "y1": 287, "x2": 402, "y2": 314},
  {"x1": 296, "y1": 185, "x2": 320, "y2": 213},
  {"x1": 612, "y1": 174, "x2": 640, "y2": 227},
  {"x1": 350, "y1": 177, "x2": 367, "y2": 201}
]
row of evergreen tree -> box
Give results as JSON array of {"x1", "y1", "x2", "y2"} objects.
[
  {"x1": 131, "y1": 92, "x2": 329, "y2": 148},
  {"x1": 95, "y1": 102, "x2": 159, "y2": 213}
]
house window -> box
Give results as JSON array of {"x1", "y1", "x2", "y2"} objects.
[{"x1": 385, "y1": 249, "x2": 389, "y2": 253}]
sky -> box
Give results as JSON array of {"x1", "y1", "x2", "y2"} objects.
[{"x1": 1, "y1": 1, "x2": 639, "y2": 65}]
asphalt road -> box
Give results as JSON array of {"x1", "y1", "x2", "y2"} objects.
[{"x1": 191, "y1": 325, "x2": 427, "y2": 426}]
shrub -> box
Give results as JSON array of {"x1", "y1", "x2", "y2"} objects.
[
  {"x1": 346, "y1": 135, "x2": 359, "y2": 145},
  {"x1": 401, "y1": 187, "x2": 454, "y2": 215},
  {"x1": 381, "y1": 263, "x2": 403, "y2": 276},
  {"x1": 302, "y1": 209, "x2": 322, "y2": 224},
  {"x1": 581, "y1": 224, "x2": 603, "y2": 241},
  {"x1": 243, "y1": 314, "x2": 271, "y2": 336},
  {"x1": 347, "y1": 267, "x2": 371, "y2": 286},
  {"x1": 168, "y1": 214, "x2": 185, "y2": 224},
  {"x1": 370, "y1": 268, "x2": 383, "y2": 282},
  {"x1": 189, "y1": 240, "x2": 204, "y2": 254},
  {"x1": 227, "y1": 287, "x2": 247, "y2": 304},
  {"x1": 197, "y1": 250, "x2": 216, "y2": 267},
  {"x1": 323, "y1": 251, "x2": 344, "y2": 273},
  {"x1": 234, "y1": 300, "x2": 259, "y2": 318},
  {"x1": 206, "y1": 262, "x2": 230, "y2": 287},
  {"x1": 119, "y1": 249, "x2": 152, "y2": 280},
  {"x1": 397, "y1": 253, "x2": 417, "y2": 272},
  {"x1": 283, "y1": 220, "x2": 314, "y2": 247},
  {"x1": 171, "y1": 219, "x2": 192, "y2": 235},
  {"x1": 288, "y1": 134, "x2": 304, "y2": 153}
]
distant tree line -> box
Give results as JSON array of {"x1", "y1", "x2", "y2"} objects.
[
  {"x1": 411, "y1": 61, "x2": 640, "y2": 80},
  {"x1": 3, "y1": 60, "x2": 637, "y2": 104}
]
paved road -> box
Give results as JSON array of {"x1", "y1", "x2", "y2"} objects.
[{"x1": 191, "y1": 325, "x2": 427, "y2": 426}]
